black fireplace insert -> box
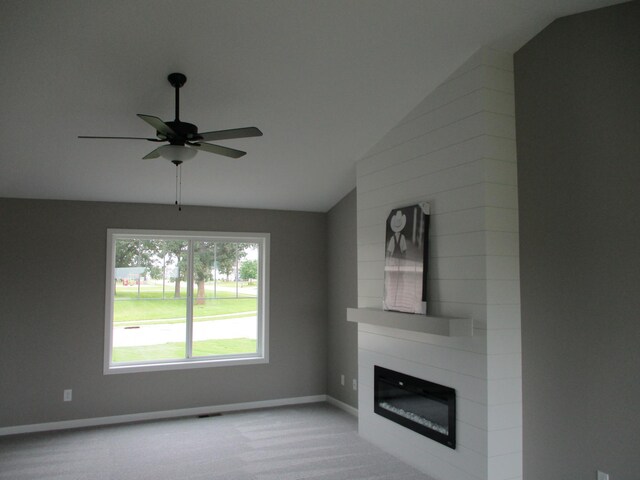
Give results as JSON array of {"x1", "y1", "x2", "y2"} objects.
[{"x1": 374, "y1": 365, "x2": 456, "y2": 449}]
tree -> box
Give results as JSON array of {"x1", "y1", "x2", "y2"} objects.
[
  {"x1": 148, "y1": 265, "x2": 163, "y2": 280},
  {"x1": 114, "y1": 239, "x2": 161, "y2": 298},
  {"x1": 239, "y1": 259, "x2": 258, "y2": 282},
  {"x1": 114, "y1": 239, "x2": 191, "y2": 298},
  {"x1": 194, "y1": 242, "x2": 216, "y2": 304},
  {"x1": 193, "y1": 242, "x2": 250, "y2": 303},
  {"x1": 160, "y1": 240, "x2": 188, "y2": 298},
  {"x1": 115, "y1": 239, "x2": 157, "y2": 268},
  {"x1": 215, "y1": 243, "x2": 249, "y2": 281}
]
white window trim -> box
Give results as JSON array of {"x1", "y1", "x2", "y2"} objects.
[{"x1": 104, "y1": 229, "x2": 269, "y2": 374}]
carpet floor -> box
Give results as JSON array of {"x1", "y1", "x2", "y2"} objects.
[{"x1": 0, "y1": 402, "x2": 434, "y2": 480}]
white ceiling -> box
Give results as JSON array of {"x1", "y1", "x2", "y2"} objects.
[{"x1": 0, "y1": 0, "x2": 623, "y2": 212}]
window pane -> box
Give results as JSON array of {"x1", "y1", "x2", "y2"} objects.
[
  {"x1": 106, "y1": 231, "x2": 267, "y2": 373},
  {"x1": 191, "y1": 242, "x2": 259, "y2": 357},
  {"x1": 112, "y1": 239, "x2": 188, "y2": 363}
]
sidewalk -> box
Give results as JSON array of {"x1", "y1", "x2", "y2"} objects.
[{"x1": 113, "y1": 316, "x2": 257, "y2": 347}]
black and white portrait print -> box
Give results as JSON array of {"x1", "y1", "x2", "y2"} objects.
[{"x1": 383, "y1": 203, "x2": 430, "y2": 314}]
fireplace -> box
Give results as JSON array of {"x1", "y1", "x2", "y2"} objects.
[{"x1": 374, "y1": 366, "x2": 456, "y2": 449}]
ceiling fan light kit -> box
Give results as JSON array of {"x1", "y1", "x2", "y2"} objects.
[
  {"x1": 79, "y1": 72, "x2": 262, "y2": 210},
  {"x1": 158, "y1": 144, "x2": 197, "y2": 162}
]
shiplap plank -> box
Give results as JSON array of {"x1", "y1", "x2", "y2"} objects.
[
  {"x1": 358, "y1": 183, "x2": 514, "y2": 228},
  {"x1": 488, "y1": 353, "x2": 522, "y2": 379},
  {"x1": 370, "y1": 88, "x2": 514, "y2": 159},
  {"x1": 357, "y1": 260, "x2": 383, "y2": 280},
  {"x1": 487, "y1": 328, "x2": 522, "y2": 355},
  {"x1": 429, "y1": 231, "x2": 487, "y2": 258},
  {"x1": 487, "y1": 377, "x2": 522, "y2": 406},
  {"x1": 482, "y1": 158, "x2": 518, "y2": 185},
  {"x1": 401, "y1": 60, "x2": 514, "y2": 125},
  {"x1": 358, "y1": 137, "x2": 486, "y2": 194},
  {"x1": 358, "y1": 321, "x2": 488, "y2": 354},
  {"x1": 429, "y1": 278, "x2": 488, "y2": 305},
  {"x1": 485, "y1": 183, "x2": 519, "y2": 209},
  {"x1": 488, "y1": 451, "x2": 522, "y2": 480},
  {"x1": 485, "y1": 231, "x2": 519, "y2": 256},
  {"x1": 357, "y1": 296, "x2": 380, "y2": 309},
  {"x1": 359, "y1": 159, "x2": 486, "y2": 210},
  {"x1": 487, "y1": 279, "x2": 521, "y2": 305},
  {"x1": 488, "y1": 427, "x2": 523, "y2": 457},
  {"x1": 357, "y1": 242, "x2": 383, "y2": 262},
  {"x1": 485, "y1": 206, "x2": 519, "y2": 233},
  {"x1": 458, "y1": 396, "x2": 489, "y2": 430},
  {"x1": 430, "y1": 255, "x2": 486, "y2": 280},
  {"x1": 358, "y1": 321, "x2": 488, "y2": 355},
  {"x1": 488, "y1": 401, "x2": 522, "y2": 430},
  {"x1": 358, "y1": 330, "x2": 485, "y2": 378},
  {"x1": 486, "y1": 304, "x2": 521, "y2": 330},
  {"x1": 486, "y1": 256, "x2": 520, "y2": 280},
  {"x1": 370, "y1": 89, "x2": 488, "y2": 156},
  {"x1": 358, "y1": 113, "x2": 497, "y2": 177}
]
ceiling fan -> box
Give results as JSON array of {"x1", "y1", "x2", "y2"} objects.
[
  {"x1": 79, "y1": 73, "x2": 262, "y2": 210},
  {"x1": 79, "y1": 72, "x2": 263, "y2": 162}
]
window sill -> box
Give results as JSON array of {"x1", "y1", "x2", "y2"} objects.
[{"x1": 104, "y1": 355, "x2": 268, "y2": 375}]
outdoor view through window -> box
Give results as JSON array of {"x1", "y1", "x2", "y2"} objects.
[{"x1": 105, "y1": 230, "x2": 268, "y2": 372}]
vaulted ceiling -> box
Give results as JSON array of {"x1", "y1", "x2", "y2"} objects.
[{"x1": 0, "y1": 0, "x2": 623, "y2": 212}]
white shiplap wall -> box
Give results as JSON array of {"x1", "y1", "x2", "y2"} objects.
[{"x1": 355, "y1": 48, "x2": 521, "y2": 480}]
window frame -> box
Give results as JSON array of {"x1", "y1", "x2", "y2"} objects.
[{"x1": 104, "y1": 228, "x2": 269, "y2": 375}]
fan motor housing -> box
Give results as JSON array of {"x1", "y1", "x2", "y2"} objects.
[{"x1": 164, "y1": 121, "x2": 199, "y2": 141}]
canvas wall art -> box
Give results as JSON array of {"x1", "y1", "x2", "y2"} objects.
[{"x1": 383, "y1": 202, "x2": 430, "y2": 314}]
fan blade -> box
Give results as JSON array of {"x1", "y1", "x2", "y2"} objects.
[
  {"x1": 196, "y1": 127, "x2": 263, "y2": 142},
  {"x1": 189, "y1": 142, "x2": 246, "y2": 159},
  {"x1": 78, "y1": 136, "x2": 161, "y2": 141},
  {"x1": 137, "y1": 114, "x2": 176, "y2": 137},
  {"x1": 142, "y1": 147, "x2": 163, "y2": 159}
]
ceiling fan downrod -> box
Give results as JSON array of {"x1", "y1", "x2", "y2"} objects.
[
  {"x1": 172, "y1": 159, "x2": 183, "y2": 211},
  {"x1": 168, "y1": 72, "x2": 187, "y2": 122}
]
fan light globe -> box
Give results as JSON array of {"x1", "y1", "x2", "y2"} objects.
[{"x1": 158, "y1": 144, "x2": 197, "y2": 162}]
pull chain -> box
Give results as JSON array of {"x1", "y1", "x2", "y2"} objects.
[
  {"x1": 178, "y1": 162, "x2": 182, "y2": 211},
  {"x1": 172, "y1": 160, "x2": 183, "y2": 211}
]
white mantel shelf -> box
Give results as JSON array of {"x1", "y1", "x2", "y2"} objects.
[{"x1": 347, "y1": 307, "x2": 473, "y2": 337}]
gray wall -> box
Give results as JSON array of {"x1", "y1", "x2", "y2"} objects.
[
  {"x1": 0, "y1": 198, "x2": 327, "y2": 427},
  {"x1": 326, "y1": 189, "x2": 358, "y2": 408},
  {"x1": 515, "y1": 3, "x2": 640, "y2": 478}
]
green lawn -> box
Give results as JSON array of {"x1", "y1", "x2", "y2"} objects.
[
  {"x1": 114, "y1": 281, "x2": 257, "y2": 323},
  {"x1": 112, "y1": 338, "x2": 257, "y2": 363},
  {"x1": 115, "y1": 281, "x2": 256, "y2": 299},
  {"x1": 114, "y1": 297, "x2": 257, "y2": 323}
]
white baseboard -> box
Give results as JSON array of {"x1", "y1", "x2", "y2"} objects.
[
  {"x1": 0, "y1": 394, "x2": 327, "y2": 437},
  {"x1": 326, "y1": 395, "x2": 358, "y2": 417}
]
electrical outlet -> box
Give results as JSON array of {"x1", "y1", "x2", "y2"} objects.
[
  {"x1": 63, "y1": 389, "x2": 72, "y2": 402},
  {"x1": 597, "y1": 471, "x2": 609, "y2": 480},
  {"x1": 352, "y1": 379, "x2": 357, "y2": 391},
  {"x1": 340, "y1": 374, "x2": 345, "y2": 386}
]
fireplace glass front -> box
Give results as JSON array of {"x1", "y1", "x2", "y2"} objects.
[{"x1": 374, "y1": 365, "x2": 456, "y2": 449}]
